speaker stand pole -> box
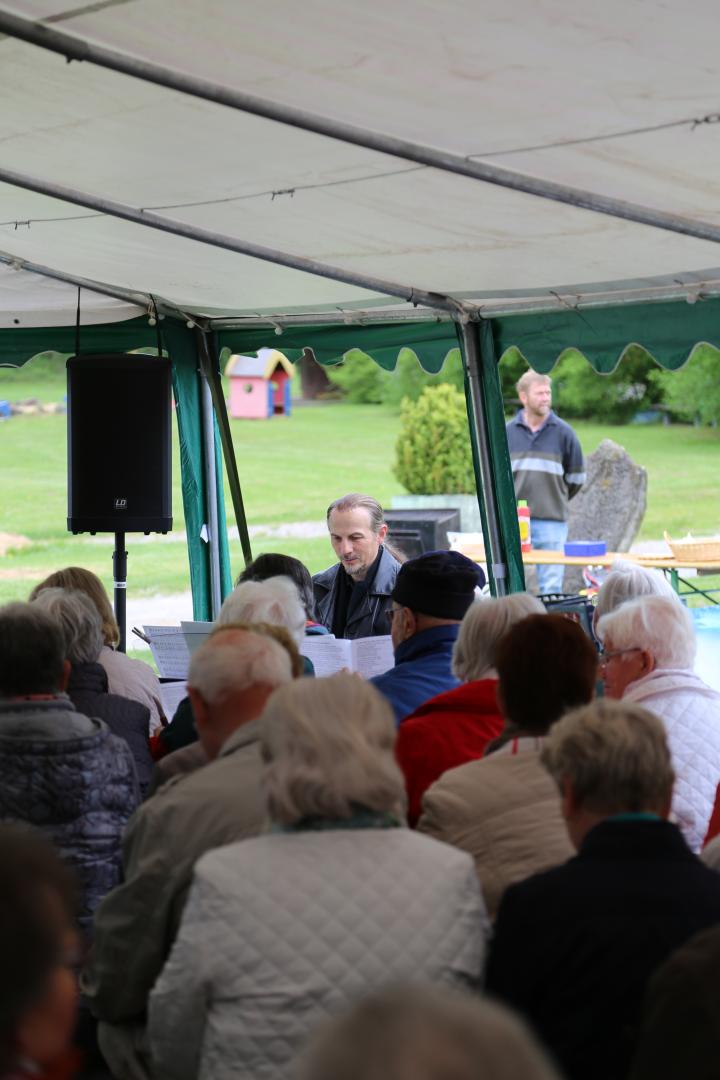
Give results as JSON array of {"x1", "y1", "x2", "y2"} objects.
[{"x1": 113, "y1": 531, "x2": 128, "y2": 653}]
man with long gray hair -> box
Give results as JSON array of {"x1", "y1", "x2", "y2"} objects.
[
  {"x1": 314, "y1": 493, "x2": 401, "y2": 638},
  {"x1": 83, "y1": 623, "x2": 296, "y2": 1079}
]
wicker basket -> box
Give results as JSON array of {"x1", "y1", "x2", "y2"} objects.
[{"x1": 664, "y1": 531, "x2": 720, "y2": 563}]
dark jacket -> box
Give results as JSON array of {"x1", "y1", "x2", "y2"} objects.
[
  {"x1": 485, "y1": 817, "x2": 720, "y2": 1080},
  {"x1": 631, "y1": 923, "x2": 720, "y2": 1080},
  {"x1": 68, "y1": 661, "x2": 153, "y2": 797},
  {"x1": 313, "y1": 546, "x2": 401, "y2": 639},
  {"x1": 0, "y1": 698, "x2": 139, "y2": 933},
  {"x1": 396, "y1": 678, "x2": 504, "y2": 826},
  {"x1": 370, "y1": 624, "x2": 460, "y2": 725}
]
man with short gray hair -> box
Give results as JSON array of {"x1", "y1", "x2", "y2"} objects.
[
  {"x1": 506, "y1": 370, "x2": 585, "y2": 594},
  {"x1": 83, "y1": 624, "x2": 295, "y2": 1079},
  {"x1": 486, "y1": 698, "x2": 720, "y2": 1080}
]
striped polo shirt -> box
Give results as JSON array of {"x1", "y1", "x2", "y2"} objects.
[{"x1": 506, "y1": 410, "x2": 586, "y2": 522}]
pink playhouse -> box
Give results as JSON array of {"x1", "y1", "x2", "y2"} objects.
[{"x1": 225, "y1": 348, "x2": 294, "y2": 419}]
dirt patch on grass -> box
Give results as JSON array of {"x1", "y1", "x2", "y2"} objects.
[{"x1": 0, "y1": 533, "x2": 32, "y2": 557}]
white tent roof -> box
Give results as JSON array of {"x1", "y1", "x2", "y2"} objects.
[{"x1": 1, "y1": 0, "x2": 720, "y2": 323}]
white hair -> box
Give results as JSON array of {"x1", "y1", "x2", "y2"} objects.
[
  {"x1": 542, "y1": 698, "x2": 675, "y2": 815},
  {"x1": 261, "y1": 674, "x2": 404, "y2": 825},
  {"x1": 298, "y1": 984, "x2": 561, "y2": 1080},
  {"x1": 30, "y1": 587, "x2": 103, "y2": 665},
  {"x1": 594, "y1": 559, "x2": 677, "y2": 628},
  {"x1": 597, "y1": 595, "x2": 696, "y2": 669},
  {"x1": 217, "y1": 576, "x2": 306, "y2": 646},
  {"x1": 188, "y1": 628, "x2": 293, "y2": 705},
  {"x1": 452, "y1": 593, "x2": 546, "y2": 681}
]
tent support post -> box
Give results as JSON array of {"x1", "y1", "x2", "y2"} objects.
[
  {"x1": 196, "y1": 330, "x2": 253, "y2": 569},
  {"x1": 459, "y1": 320, "x2": 507, "y2": 596},
  {"x1": 458, "y1": 319, "x2": 526, "y2": 596},
  {"x1": 200, "y1": 371, "x2": 223, "y2": 618},
  {"x1": 2, "y1": 10, "x2": 720, "y2": 246}
]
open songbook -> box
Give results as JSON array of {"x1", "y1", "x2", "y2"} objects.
[
  {"x1": 299, "y1": 635, "x2": 394, "y2": 679},
  {"x1": 140, "y1": 624, "x2": 394, "y2": 682}
]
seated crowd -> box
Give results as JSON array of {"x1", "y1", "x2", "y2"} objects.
[{"x1": 2, "y1": 497, "x2": 720, "y2": 1080}]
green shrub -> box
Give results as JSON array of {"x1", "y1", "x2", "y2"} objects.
[
  {"x1": 393, "y1": 384, "x2": 475, "y2": 494},
  {"x1": 648, "y1": 344, "x2": 720, "y2": 425},
  {"x1": 325, "y1": 349, "x2": 389, "y2": 403}
]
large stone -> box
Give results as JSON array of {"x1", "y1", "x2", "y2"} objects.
[{"x1": 563, "y1": 438, "x2": 647, "y2": 593}]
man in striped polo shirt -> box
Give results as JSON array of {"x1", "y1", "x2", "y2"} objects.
[{"x1": 506, "y1": 370, "x2": 585, "y2": 596}]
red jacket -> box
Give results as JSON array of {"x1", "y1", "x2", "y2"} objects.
[{"x1": 396, "y1": 679, "x2": 504, "y2": 827}]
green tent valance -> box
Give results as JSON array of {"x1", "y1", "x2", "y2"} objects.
[{"x1": 493, "y1": 296, "x2": 720, "y2": 374}]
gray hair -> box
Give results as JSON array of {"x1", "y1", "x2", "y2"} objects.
[
  {"x1": 542, "y1": 698, "x2": 675, "y2": 815},
  {"x1": 516, "y1": 370, "x2": 551, "y2": 395},
  {"x1": 326, "y1": 493, "x2": 385, "y2": 533},
  {"x1": 261, "y1": 674, "x2": 404, "y2": 825},
  {"x1": 188, "y1": 627, "x2": 293, "y2": 706},
  {"x1": 217, "y1": 576, "x2": 306, "y2": 646},
  {"x1": 597, "y1": 595, "x2": 696, "y2": 670},
  {"x1": 0, "y1": 602, "x2": 65, "y2": 696},
  {"x1": 452, "y1": 593, "x2": 546, "y2": 681},
  {"x1": 30, "y1": 587, "x2": 103, "y2": 665},
  {"x1": 298, "y1": 984, "x2": 561, "y2": 1080},
  {"x1": 594, "y1": 559, "x2": 677, "y2": 628}
]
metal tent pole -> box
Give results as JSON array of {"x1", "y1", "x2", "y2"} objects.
[
  {"x1": 2, "y1": 11, "x2": 720, "y2": 245},
  {"x1": 197, "y1": 330, "x2": 253, "y2": 569},
  {"x1": 0, "y1": 165, "x2": 468, "y2": 318},
  {"x1": 200, "y1": 371, "x2": 223, "y2": 618},
  {"x1": 458, "y1": 319, "x2": 507, "y2": 597}
]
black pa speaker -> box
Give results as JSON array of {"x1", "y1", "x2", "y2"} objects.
[{"x1": 67, "y1": 353, "x2": 172, "y2": 534}]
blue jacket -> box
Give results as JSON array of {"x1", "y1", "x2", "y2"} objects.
[{"x1": 370, "y1": 624, "x2": 461, "y2": 725}]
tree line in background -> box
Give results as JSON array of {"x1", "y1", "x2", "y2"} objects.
[{"x1": 326, "y1": 342, "x2": 720, "y2": 427}]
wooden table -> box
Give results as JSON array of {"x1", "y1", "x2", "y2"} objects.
[{"x1": 455, "y1": 545, "x2": 720, "y2": 603}]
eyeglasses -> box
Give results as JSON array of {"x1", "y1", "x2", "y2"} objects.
[{"x1": 598, "y1": 646, "x2": 642, "y2": 667}]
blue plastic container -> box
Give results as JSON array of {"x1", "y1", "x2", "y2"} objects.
[{"x1": 564, "y1": 541, "x2": 607, "y2": 558}]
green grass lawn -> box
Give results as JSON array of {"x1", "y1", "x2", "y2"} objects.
[{"x1": 1, "y1": 359, "x2": 719, "y2": 605}]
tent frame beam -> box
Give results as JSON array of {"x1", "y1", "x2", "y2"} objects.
[
  {"x1": 0, "y1": 165, "x2": 470, "y2": 319},
  {"x1": 2, "y1": 10, "x2": 720, "y2": 247}
]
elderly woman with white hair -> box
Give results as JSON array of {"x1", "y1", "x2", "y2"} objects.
[
  {"x1": 148, "y1": 674, "x2": 488, "y2": 1080},
  {"x1": 157, "y1": 574, "x2": 308, "y2": 758},
  {"x1": 396, "y1": 593, "x2": 545, "y2": 825},
  {"x1": 299, "y1": 984, "x2": 561, "y2": 1080},
  {"x1": 597, "y1": 595, "x2": 720, "y2": 851},
  {"x1": 592, "y1": 558, "x2": 678, "y2": 632}
]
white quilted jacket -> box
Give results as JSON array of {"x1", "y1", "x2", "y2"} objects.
[
  {"x1": 624, "y1": 668, "x2": 720, "y2": 852},
  {"x1": 148, "y1": 828, "x2": 488, "y2": 1079}
]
